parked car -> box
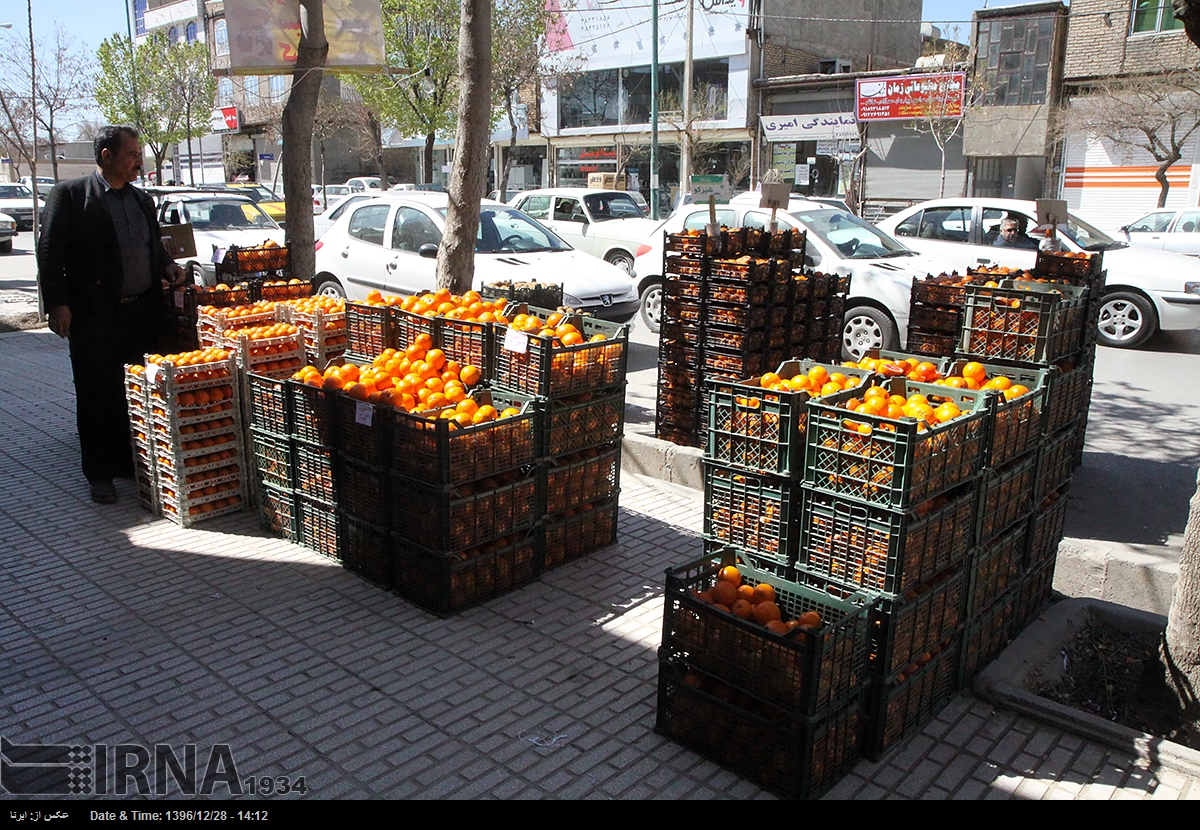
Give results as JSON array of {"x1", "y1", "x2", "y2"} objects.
[
  {"x1": 1116, "y1": 208, "x2": 1200, "y2": 257},
  {"x1": 312, "y1": 192, "x2": 640, "y2": 322},
  {"x1": 195, "y1": 183, "x2": 289, "y2": 225},
  {"x1": 313, "y1": 183, "x2": 350, "y2": 213},
  {"x1": 155, "y1": 193, "x2": 286, "y2": 286},
  {"x1": 0, "y1": 211, "x2": 16, "y2": 253},
  {"x1": 19, "y1": 175, "x2": 55, "y2": 193},
  {"x1": 314, "y1": 192, "x2": 376, "y2": 239},
  {"x1": 508, "y1": 187, "x2": 656, "y2": 274},
  {"x1": 345, "y1": 176, "x2": 385, "y2": 193},
  {"x1": 876, "y1": 197, "x2": 1200, "y2": 348},
  {"x1": 0, "y1": 182, "x2": 45, "y2": 231},
  {"x1": 633, "y1": 199, "x2": 960, "y2": 356}
]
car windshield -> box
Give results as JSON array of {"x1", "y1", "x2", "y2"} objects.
[
  {"x1": 0, "y1": 184, "x2": 33, "y2": 199},
  {"x1": 186, "y1": 200, "x2": 278, "y2": 230},
  {"x1": 583, "y1": 192, "x2": 647, "y2": 220},
  {"x1": 789, "y1": 208, "x2": 913, "y2": 259},
  {"x1": 435, "y1": 205, "x2": 572, "y2": 253},
  {"x1": 1061, "y1": 213, "x2": 1123, "y2": 251}
]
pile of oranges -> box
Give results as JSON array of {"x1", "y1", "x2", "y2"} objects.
[
  {"x1": 199, "y1": 300, "x2": 276, "y2": 319},
  {"x1": 505, "y1": 310, "x2": 606, "y2": 348},
  {"x1": 843, "y1": 355, "x2": 944, "y2": 383},
  {"x1": 359, "y1": 288, "x2": 512, "y2": 323},
  {"x1": 174, "y1": 384, "x2": 235, "y2": 413},
  {"x1": 756, "y1": 364, "x2": 864, "y2": 397},
  {"x1": 691, "y1": 565, "x2": 822, "y2": 634},
  {"x1": 837, "y1": 385, "x2": 967, "y2": 434},
  {"x1": 141, "y1": 348, "x2": 233, "y2": 385}
]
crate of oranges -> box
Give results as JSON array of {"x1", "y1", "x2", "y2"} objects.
[
  {"x1": 257, "y1": 277, "x2": 311, "y2": 302},
  {"x1": 943, "y1": 358, "x2": 1050, "y2": 467},
  {"x1": 703, "y1": 464, "x2": 800, "y2": 569},
  {"x1": 959, "y1": 280, "x2": 1088, "y2": 364},
  {"x1": 804, "y1": 379, "x2": 991, "y2": 509},
  {"x1": 541, "y1": 495, "x2": 619, "y2": 571},
  {"x1": 344, "y1": 298, "x2": 398, "y2": 360},
  {"x1": 542, "y1": 385, "x2": 625, "y2": 457},
  {"x1": 706, "y1": 360, "x2": 877, "y2": 478},
  {"x1": 867, "y1": 633, "x2": 961, "y2": 760},
  {"x1": 217, "y1": 243, "x2": 289, "y2": 277},
  {"x1": 222, "y1": 323, "x2": 306, "y2": 379},
  {"x1": 868, "y1": 566, "x2": 969, "y2": 683},
  {"x1": 492, "y1": 304, "x2": 628, "y2": 399},
  {"x1": 661, "y1": 552, "x2": 877, "y2": 717},
  {"x1": 281, "y1": 296, "x2": 348, "y2": 366}
]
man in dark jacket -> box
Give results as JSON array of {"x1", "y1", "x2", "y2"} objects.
[{"x1": 38, "y1": 125, "x2": 187, "y2": 504}]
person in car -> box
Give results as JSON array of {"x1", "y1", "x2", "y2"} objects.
[{"x1": 993, "y1": 217, "x2": 1038, "y2": 249}]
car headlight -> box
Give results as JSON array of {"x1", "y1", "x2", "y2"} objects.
[
  {"x1": 563, "y1": 292, "x2": 583, "y2": 307},
  {"x1": 1186, "y1": 282, "x2": 1200, "y2": 296},
  {"x1": 0, "y1": 219, "x2": 13, "y2": 230}
]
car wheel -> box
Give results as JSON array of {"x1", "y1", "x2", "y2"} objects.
[
  {"x1": 185, "y1": 262, "x2": 211, "y2": 286},
  {"x1": 842, "y1": 306, "x2": 898, "y2": 360},
  {"x1": 0, "y1": 239, "x2": 12, "y2": 254},
  {"x1": 606, "y1": 250, "x2": 635, "y2": 274},
  {"x1": 639, "y1": 280, "x2": 662, "y2": 334},
  {"x1": 1096, "y1": 291, "x2": 1157, "y2": 349},
  {"x1": 314, "y1": 276, "x2": 346, "y2": 299}
]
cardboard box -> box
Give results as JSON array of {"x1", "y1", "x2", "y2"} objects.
[
  {"x1": 587, "y1": 173, "x2": 627, "y2": 191},
  {"x1": 160, "y1": 223, "x2": 197, "y2": 259}
]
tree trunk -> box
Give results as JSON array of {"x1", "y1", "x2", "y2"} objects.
[
  {"x1": 1175, "y1": 1, "x2": 1200, "y2": 50},
  {"x1": 499, "y1": 98, "x2": 519, "y2": 198},
  {"x1": 939, "y1": 143, "x2": 947, "y2": 199},
  {"x1": 424, "y1": 131, "x2": 436, "y2": 184},
  {"x1": 369, "y1": 112, "x2": 384, "y2": 181},
  {"x1": 1155, "y1": 157, "x2": 1178, "y2": 208},
  {"x1": 1162, "y1": 468, "x2": 1200, "y2": 743},
  {"x1": 48, "y1": 111, "x2": 59, "y2": 181},
  {"x1": 281, "y1": 0, "x2": 328, "y2": 282},
  {"x1": 436, "y1": 0, "x2": 491, "y2": 293}
]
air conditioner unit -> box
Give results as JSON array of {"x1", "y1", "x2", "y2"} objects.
[{"x1": 818, "y1": 59, "x2": 852, "y2": 75}]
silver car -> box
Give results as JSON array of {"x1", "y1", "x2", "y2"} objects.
[{"x1": 1119, "y1": 209, "x2": 1200, "y2": 257}]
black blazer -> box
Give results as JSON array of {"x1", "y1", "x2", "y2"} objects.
[{"x1": 37, "y1": 173, "x2": 172, "y2": 314}]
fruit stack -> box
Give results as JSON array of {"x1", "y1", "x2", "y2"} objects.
[
  {"x1": 490, "y1": 305, "x2": 628, "y2": 572},
  {"x1": 139, "y1": 349, "x2": 246, "y2": 526},
  {"x1": 164, "y1": 282, "x2": 254, "y2": 352},
  {"x1": 280, "y1": 296, "x2": 348, "y2": 369},
  {"x1": 654, "y1": 226, "x2": 848, "y2": 449},
  {"x1": 904, "y1": 273, "x2": 977, "y2": 357},
  {"x1": 221, "y1": 322, "x2": 306, "y2": 380},
  {"x1": 196, "y1": 300, "x2": 280, "y2": 347},
  {"x1": 124, "y1": 365, "x2": 158, "y2": 514}
]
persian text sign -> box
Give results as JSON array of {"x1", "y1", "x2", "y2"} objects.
[
  {"x1": 225, "y1": 0, "x2": 385, "y2": 74},
  {"x1": 855, "y1": 73, "x2": 965, "y2": 121},
  {"x1": 762, "y1": 113, "x2": 858, "y2": 141}
]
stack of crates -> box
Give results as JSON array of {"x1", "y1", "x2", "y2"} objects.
[
  {"x1": 279, "y1": 296, "x2": 348, "y2": 369},
  {"x1": 141, "y1": 352, "x2": 247, "y2": 526},
  {"x1": 344, "y1": 300, "x2": 396, "y2": 363},
  {"x1": 245, "y1": 373, "x2": 300, "y2": 544},
  {"x1": 220, "y1": 323, "x2": 306, "y2": 380},
  {"x1": 656, "y1": 551, "x2": 877, "y2": 799},
  {"x1": 196, "y1": 301, "x2": 279, "y2": 347},
  {"x1": 124, "y1": 366, "x2": 158, "y2": 514},
  {"x1": 905, "y1": 273, "x2": 979, "y2": 357}
]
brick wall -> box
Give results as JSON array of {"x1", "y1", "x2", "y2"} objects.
[{"x1": 1064, "y1": 0, "x2": 1197, "y2": 80}]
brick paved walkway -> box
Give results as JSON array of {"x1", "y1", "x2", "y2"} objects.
[{"x1": 1, "y1": 329, "x2": 1196, "y2": 800}]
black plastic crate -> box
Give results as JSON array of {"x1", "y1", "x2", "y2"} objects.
[
  {"x1": 706, "y1": 303, "x2": 774, "y2": 330},
  {"x1": 334, "y1": 393, "x2": 390, "y2": 463},
  {"x1": 250, "y1": 428, "x2": 294, "y2": 491},
  {"x1": 805, "y1": 380, "x2": 990, "y2": 509},
  {"x1": 661, "y1": 552, "x2": 876, "y2": 716},
  {"x1": 960, "y1": 589, "x2": 1018, "y2": 684},
  {"x1": 904, "y1": 329, "x2": 958, "y2": 358},
  {"x1": 960, "y1": 281, "x2": 1088, "y2": 364},
  {"x1": 655, "y1": 659, "x2": 863, "y2": 800},
  {"x1": 1044, "y1": 355, "x2": 1093, "y2": 435},
  {"x1": 703, "y1": 324, "x2": 779, "y2": 353},
  {"x1": 389, "y1": 467, "x2": 539, "y2": 553},
  {"x1": 912, "y1": 276, "x2": 971, "y2": 308},
  {"x1": 492, "y1": 310, "x2": 628, "y2": 399},
  {"x1": 543, "y1": 444, "x2": 621, "y2": 515},
  {"x1": 869, "y1": 567, "x2": 968, "y2": 682},
  {"x1": 969, "y1": 521, "x2": 1029, "y2": 618},
  {"x1": 391, "y1": 305, "x2": 438, "y2": 352},
  {"x1": 1026, "y1": 484, "x2": 1070, "y2": 569},
  {"x1": 704, "y1": 347, "x2": 768, "y2": 380},
  {"x1": 908, "y1": 302, "x2": 962, "y2": 337},
  {"x1": 1014, "y1": 556, "x2": 1057, "y2": 633},
  {"x1": 391, "y1": 389, "x2": 539, "y2": 486},
  {"x1": 344, "y1": 301, "x2": 394, "y2": 359},
  {"x1": 704, "y1": 464, "x2": 800, "y2": 568},
  {"x1": 661, "y1": 294, "x2": 703, "y2": 325},
  {"x1": 247, "y1": 372, "x2": 291, "y2": 434},
  {"x1": 341, "y1": 514, "x2": 391, "y2": 587},
  {"x1": 481, "y1": 280, "x2": 563, "y2": 309},
  {"x1": 865, "y1": 633, "x2": 961, "y2": 760},
  {"x1": 259, "y1": 482, "x2": 297, "y2": 541},
  {"x1": 297, "y1": 492, "x2": 340, "y2": 561},
  {"x1": 707, "y1": 279, "x2": 772, "y2": 305},
  {"x1": 1034, "y1": 250, "x2": 1104, "y2": 280},
  {"x1": 337, "y1": 453, "x2": 389, "y2": 523},
  {"x1": 797, "y1": 480, "x2": 977, "y2": 596},
  {"x1": 976, "y1": 451, "x2": 1037, "y2": 542},
  {"x1": 392, "y1": 527, "x2": 540, "y2": 617},
  {"x1": 288, "y1": 380, "x2": 337, "y2": 447},
  {"x1": 1035, "y1": 423, "x2": 1078, "y2": 503},
  {"x1": 542, "y1": 496, "x2": 620, "y2": 571},
  {"x1": 661, "y1": 320, "x2": 702, "y2": 347},
  {"x1": 543, "y1": 384, "x2": 625, "y2": 457},
  {"x1": 294, "y1": 440, "x2": 337, "y2": 502}
]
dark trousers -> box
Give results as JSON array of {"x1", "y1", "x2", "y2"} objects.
[{"x1": 67, "y1": 293, "x2": 161, "y2": 482}]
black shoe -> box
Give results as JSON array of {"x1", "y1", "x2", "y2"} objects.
[{"x1": 89, "y1": 480, "x2": 118, "y2": 505}]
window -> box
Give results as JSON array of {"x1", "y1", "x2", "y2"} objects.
[
  {"x1": 1176, "y1": 211, "x2": 1200, "y2": 232},
  {"x1": 518, "y1": 195, "x2": 551, "y2": 219},
  {"x1": 682, "y1": 209, "x2": 734, "y2": 231},
  {"x1": 347, "y1": 205, "x2": 390, "y2": 246},
  {"x1": 583, "y1": 192, "x2": 644, "y2": 220},
  {"x1": 391, "y1": 207, "x2": 441, "y2": 253},
  {"x1": 217, "y1": 77, "x2": 233, "y2": 107},
  {"x1": 214, "y1": 19, "x2": 228, "y2": 56},
  {"x1": 553, "y1": 197, "x2": 583, "y2": 222},
  {"x1": 1128, "y1": 211, "x2": 1175, "y2": 233},
  {"x1": 243, "y1": 76, "x2": 258, "y2": 101},
  {"x1": 168, "y1": 26, "x2": 179, "y2": 44},
  {"x1": 973, "y1": 15, "x2": 1055, "y2": 106},
  {"x1": 134, "y1": 0, "x2": 147, "y2": 37},
  {"x1": 1131, "y1": 1, "x2": 1185, "y2": 34},
  {"x1": 186, "y1": 22, "x2": 197, "y2": 43},
  {"x1": 915, "y1": 207, "x2": 972, "y2": 243},
  {"x1": 269, "y1": 75, "x2": 287, "y2": 103},
  {"x1": 558, "y1": 60, "x2": 730, "y2": 128}
]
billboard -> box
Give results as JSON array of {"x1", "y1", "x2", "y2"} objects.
[
  {"x1": 856, "y1": 73, "x2": 965, "y2": 121},
  {"x1": 211, "y1": 107, "x2": 240, "y2": 132},
  {"x1": 761, "y1": 112, "x2": 859, "y2": 142},
  {"x1": 225, "y1": 0, "x2": 385, "y2": 74}
]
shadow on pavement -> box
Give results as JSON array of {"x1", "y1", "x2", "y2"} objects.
[{"x1": 1067, "y1": 451, "x2": 1197, "y2": 545}]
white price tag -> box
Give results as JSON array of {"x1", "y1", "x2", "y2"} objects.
[
  {"x1": 355, "y1": 401, "x2": 373, "y2": 427},
  {"x1": 503, "y1": 327, "x2": 528, "y2": 354},
  {"x1": 146, "y1": 364, "x2": 161, "y2": 384}
]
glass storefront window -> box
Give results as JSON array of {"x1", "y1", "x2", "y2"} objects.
[{"x1": 558, "y1": 60, "x2": 729, "y2": 128}]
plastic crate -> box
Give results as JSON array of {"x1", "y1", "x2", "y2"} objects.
[
  {"x1": 1034, "y1": 250, "x2": 1103, "y2": 280},
  {"x1": 661, "y1": 294, "x2": 703, "y2": 325},
  {"x1": 391, "y1": 305, "x2": 438, "y2": 352},
  {"x1": 159, "y1": 488, "x2": 246, "y2": 527},
  {"x1": 257, "y1": 279, "x2": 312, "y2": 302},
  {"x1": 217, "y1": 245, "x2": 289, "y2": 277},
  {"x1": 1035, "y1": 423, "x2": 1077, "y2": 503},
  {"x1": 865, "y1": 633, "x2": 961, "y2": 760},
  {"x1": 297, "y1": 492, "x2": 340, "y2": 561},
  {"x1": 903, "y1": 330, "x2": 958, "y2": 358},
  {"x1": 703, "y1": 348, "x2": 768, "y2": 380},
  {"x1": 1044, "y1": 355, "x2": 1093, "y2": 435},
  {"x1": 288, "y1": 381, "x2": 337, "y2": 447},
  {"x1": 804, "y1": 379, "x2": 990, "y2": 509},
  {"x1": 664, "y1": 229, "x2": 719, "y2": 256},
  {"x1": 704, "y1": 325, "x2": 782, "y2": 353},
  {"x1": 438, "y1": 318, "x2": 491, "y2": 375},
  {"x1": 333, "y1": 393, "x2": 390, "y2": 462},
  {"x1": 344, "y1": 301, "x2": 395, "y2": 359},
  {"x1": 707, "y1": 279, "x2": 772, "y2": 305},
  {"x1": 392, "y1": 527, "x2": 539, "y2": 617},
  {"x1": 704, "y1": 464, "x2": 800, "y2": 568},
  {"x1": 869, "y1": 566, "x2": 968, "y2": 682},
  {"x1": 481, "y1": 280, "x2": 563, "y2": 309},
  {"x1": 960, "y1": 588, "x2": 1018, "y2": 684},
  {"x1": 797, "y1": 480, "x2": 977, "y2": 596},
  {"x1": 907, "y1": 302, "x2": 962, "y2": 337},
  {"x1": 543, "y1": 444, "x2": 621, "y2": 515},
  {"x1": 655, "y1": 659, "x2": 863, "y2": 801},
  {"x1": 911, "y1": 276, "x2": 972, "y2": 308},
  {"x1": 338, "y1": 453, "x2": 389, "y2": 523},
  {"x1": 389, "y1": 467, "x2": 539, "y2": 553},
  {"x1": 246, "y1": 372, "x2": 292, "y2": 434},
  {"x1": 1026, "y1": 484, "x2": 1070, "y2": 569},
  {"x1": 1014, "y1": 556, "x2": 1057, "y2": 633},
  {"x1": 250, "y1": 428, "x2": 294, "y2": 490},
  {"x1": 660, "y1": 320, "x2": 701, "y2": 347},
  {"x1": 960, "y1": 281, "x2": 1088, "y2": 363},
  {"x1": 976, "y1": 451, "x2": 1037, "y2": 542},
  {"x1": 662, "y1": 552, "x2": 876, "y2": 716},
  {"x1": 341, "y1": 515, "x2": 391, "y2": 587},
  {"x1": 260, "y1": 482, "x2": 297, "y2": 541},
  {"x1": 492, "y1": 310, "x2": 628, "y2": 399},
  {"x1": 946, "y1": 358, "x2": 1050, "y2": 467},
  {"x1": 665, "y1": 257, "x2": 708, "y2": 280},
  {"x1": 542, "y1": 496, "x2": 620, "y2": 570},
  {"x1": 968, "y1": 521, "x2": 1029, "y2": 618},
  {"x1": 294, "y1": 440, "x2": 337, "y2": 502}
]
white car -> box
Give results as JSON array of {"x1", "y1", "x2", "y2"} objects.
[
  {"x1": 0, "y1": 211, "x2": 16, "y2": 253},
  {"x1": 508, "y1": 188, "x2": 659, "y2": 274},
  {"x1": 1116, "y1": 208, "x2": 1200, "y2": 258},
  {"x1": 314, "y1": 192, "x2": 377, "y2": 240},
  {"x1": 156, "y1": 193, "x2": 286, "y2": 286},
  {"x1": 312, "y1": 184, "x2": 350, "y2": 213},
  {"x1": 345, "y1": 176, "x2": 384, "y2": 193},
  {"x1": 0, "y1": 182, "x2": 45, "y2": 231},
  {"x1": 632, "y1": 197, "x2": 960, "y2": 357},
  {"x1": 877, "y1": 197, "x2": 1200, "y2": 348},
  {"x1": 312, "y1": 192, "x2": 641, "y2": 322}
]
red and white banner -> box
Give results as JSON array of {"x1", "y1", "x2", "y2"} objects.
[
  {"x1": 211, "y1": 107, "x2": 240, "y2": 132},
  {"x1": 856, "y1": 73, "x2": 965, "y2": 121}
]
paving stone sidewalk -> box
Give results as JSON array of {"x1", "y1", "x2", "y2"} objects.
[{"x1": 1, "y1": 328, "x2": 1196, "y2": 800}]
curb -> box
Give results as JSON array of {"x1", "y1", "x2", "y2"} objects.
[{"x1": 620, "y1": 431, "x2": 704, "y2": 491}]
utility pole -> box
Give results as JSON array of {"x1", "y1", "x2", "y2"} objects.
[
  {"x1": 680, "y1": 0, "x2": 694, "y2": 197},
  {"x1": 650, "y1": 0, "x2": 659, "y2": 220}
]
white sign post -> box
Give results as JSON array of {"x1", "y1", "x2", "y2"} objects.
[{"x1": 691, "y1": 175, "x2": 731, "y2": 236}]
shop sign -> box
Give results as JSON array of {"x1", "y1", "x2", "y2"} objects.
[
  {"x1": 762, "y1": 113, "x2": 858, "y2": 141},
  {"x1": 856, "y1": 73, "x2": 965, "y2": 121},
  {"x1": 225, "y1": 0, "x2": 385, "y2": 74},
  {"x1": 690, "y1": 174, "x2": 730, "y2": 202},
  {"x1": 211, "y1": 107, "x2": 240, "y2": 132}
]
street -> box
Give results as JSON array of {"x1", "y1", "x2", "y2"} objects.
[{"x1": 0, "y1": 231, "x2": 40, "y2": 329}]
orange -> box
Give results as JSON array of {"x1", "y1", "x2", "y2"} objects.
[
  {"x1": 711, "y1": 580, "x2": 738, "y2": 607},
  {"x1": 752, "y1": 601, "x2": 782, "y2": 625},
  {"x1": 717, "y1": 565, "x2": 741, "y2": 587}
]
